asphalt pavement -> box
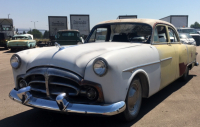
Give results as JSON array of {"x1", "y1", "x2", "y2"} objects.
[{"x1": 0, "y1": 46, "x2": 200, "y2": 127}]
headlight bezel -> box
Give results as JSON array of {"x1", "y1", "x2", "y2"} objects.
[
  {"x1": 10, "y1": 54, "x2": 21, "y2": 69},
  {"x1": 93, "y1": 58, "x2": 108, "y2": 77}
]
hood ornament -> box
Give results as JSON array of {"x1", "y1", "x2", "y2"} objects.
[{"x1": 55, "y1": 42, "x2": 63, "y2": 50}]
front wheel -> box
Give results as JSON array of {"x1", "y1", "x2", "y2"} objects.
[{"x1": 120, "y1": 77, "x2": 142, "y2": 121}]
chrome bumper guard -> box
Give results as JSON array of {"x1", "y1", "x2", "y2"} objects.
[{"x1": 9, "y1": 87, "x2": 126, "y2": 116}]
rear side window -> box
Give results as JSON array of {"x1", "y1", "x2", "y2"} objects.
[
  {"x1": 168, "y1": 27, "x2": 178, "y2": 42},
  {"x1": 156, "y1": 26, "x2": 168, "y2": 42},
  {"x1": 62, "y1": 32, "x2": 75, "y2": 37},
  {"x1": 28, "y1": 36, "x2": 32, "y2": 40}
]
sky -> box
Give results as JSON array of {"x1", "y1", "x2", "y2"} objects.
[{"x1": 0, "y1": 0, "x2": 199, "y2": 30}]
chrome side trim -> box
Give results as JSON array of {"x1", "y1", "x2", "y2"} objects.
[
  {"x1": 160, "y1": 57, "x2": 172, "y2": 62},
  {"x1": 123, "y1": 60, "x2": 160, "y2": 72},
  {"x1": 123, "y1": 57, "x2": 172, "y2": 73},
  {"x1": 9, "y1": 88, "x2": 126, "y2": 116}
]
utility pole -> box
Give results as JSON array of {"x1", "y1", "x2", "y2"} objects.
[
  {"x1": 31, "y1": 21, "x2": 38, "y2": 29},
  {"x1": 8, "y1": 14, "x2": 10, "y2": 19}
]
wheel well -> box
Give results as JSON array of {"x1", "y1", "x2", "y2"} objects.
[
  {"x1": 188, "y1": 64, "x2": 192, "y2": 70},
  {"x1": 135, "y1": 73, "x2": 149, "y2": 98}
]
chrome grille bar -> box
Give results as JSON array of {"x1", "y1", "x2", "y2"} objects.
[
  {"x1": 25, "y1": 67, "x2": 82, "y2": 98},
  {"x1": 31, "y1": 88, "x2": 46, "y2": 94},
  {"x1": 31, "y1": 88, "x2": 77, "y2": 96},
  {"x1": 49, "y1": 82, "x2": 79, "y2": 95},
  {"x1": 28, "y1": 80, "x2": 45, "y2": 85},
  {"x1": 47, "y1": 68, "x2": 82, "y2": 84},
  {"x1": 44, "y1": 68, "x2": 50, "y2": 97}
]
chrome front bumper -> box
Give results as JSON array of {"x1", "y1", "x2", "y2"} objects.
[{"x1": 9, "y1": 87, "x2": 126, "y2": 116}]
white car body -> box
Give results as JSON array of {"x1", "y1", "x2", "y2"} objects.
[{"x1": 9, "y1": 19, "x2": 198, "y2": 121}]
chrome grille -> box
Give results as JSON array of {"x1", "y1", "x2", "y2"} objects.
[{"x1": 24, "y1": 67, "x2": 82, "y2": 99}]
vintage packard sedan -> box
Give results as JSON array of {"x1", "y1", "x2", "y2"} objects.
[
  {"x1": 7, "y1": 34, "x2": 36, "y2": 51},
  {"x1": 9, "y1": 19, "x2": 198, "y2": 121}
]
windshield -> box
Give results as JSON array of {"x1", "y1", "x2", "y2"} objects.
[
  {"x1": 12, "y1": 36, "x2": 28, "y2": 40},
  {"x1": 179, "y1": 33, "x2": 192, "y2": 39},
  {"x1": 57, "y1": 31, "x2": 79, "y2": 39},
  {"x1": 179, "y1": 29, "x2": 197, "y2": 34},
  {"x1": 87, "y1": 23, "x2": 152, "y2": 43},
  {"x1": 0, "y1": 26, "x2": 12, "y2": 31}
]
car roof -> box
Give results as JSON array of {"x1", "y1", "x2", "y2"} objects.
[
  {"x1": 97, "y1": 18, "x2": 174, "y2": 27},
  {"x1": 13, "y1": 34, "x2": 33, "y2": 37},
  {"x1": 177, "y1": 27, "x2": 194, "y2": 29},
  {"x1": 58, "y1": 29, "x2": 79, "y2": 32}
]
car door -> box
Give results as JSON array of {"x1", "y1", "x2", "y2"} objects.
[
  {"x1": 152, "y1": 24, "x2": 178, "y2": 89},
  {"x1": 167, "y1": 26, "x2": 188, "y2": 78}
]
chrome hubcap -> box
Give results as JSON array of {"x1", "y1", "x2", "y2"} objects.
[{"x1": 127, "y1": 81, "x2": 141, "y2": 114}]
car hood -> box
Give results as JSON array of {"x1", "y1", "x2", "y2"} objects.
[{"x1": 17, "y1": 42, "x2": 142, "y2": 77}]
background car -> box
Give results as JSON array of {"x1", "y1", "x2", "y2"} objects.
[
  {"x1": 177, "y1": 27, "x2": 200, "y2": 46},
  {"x1": 0, "y1": 32, "x2": 9, "y2": 49},
  {"x1": 7, "y1": 34, "x2": 36, "y2": 51},
  {"x1": 179, "y1": 33, "x2": 196, "y2": 45},
  {"x1": 51, "y1": 30, "x2": 84, "y2": 45}
]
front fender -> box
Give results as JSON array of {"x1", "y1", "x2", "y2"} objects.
[{"x1": 84, "y1": 45, "x2": 161, "y2": 103}]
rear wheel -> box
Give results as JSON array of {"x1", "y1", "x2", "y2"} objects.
[
  {"x1": 180, "y1": 66, "x2": 189, "y2": 81},
  {"x1": 4, "y1": 46, "x2": 8, "y2": 50},
  {"x1": 120, "y1": 77, "x2": 142, "y2": 121}
]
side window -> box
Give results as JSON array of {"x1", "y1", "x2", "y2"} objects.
[
  {"x1": 156, "y1": 25, "x2": 168, "y2": 42},
  {"x1": 168, "y1": 27, "x2": 178, "y2": 42},
  {"x1": 89, "y1": 28, "x2": 107, "y2": 42},
  {"x1": 28, "y1": 36, "x2": 32, "y2": 40},
  {"x1": 153, "y1": 27, "x2": 159, "y2": 42},
  {"x1": 89, "y1": 29, "x2": 96, "y2": 42}
]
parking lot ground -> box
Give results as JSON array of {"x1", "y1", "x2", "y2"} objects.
[{"x1": 0, "y1": 47, "x2": 200, "y2": 127}]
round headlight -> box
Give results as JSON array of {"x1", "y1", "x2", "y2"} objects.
[
  {"x1": 10, "y1": 54, "x2": 21, "y2": 69},
  {"x1": 93, "y1": 58, "x2": 108, "y2": 76}
]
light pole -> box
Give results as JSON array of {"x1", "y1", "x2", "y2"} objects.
[
  {"x1": 31, "y1": 21, "x2": 38, "y2": 29},
  {"x1": 8, "y1": 14, "x2": 10, "y2": 19}
]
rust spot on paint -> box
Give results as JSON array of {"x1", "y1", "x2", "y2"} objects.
[{"x1": 179, "y1": 63, "x2": 187, "y2": 76}]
